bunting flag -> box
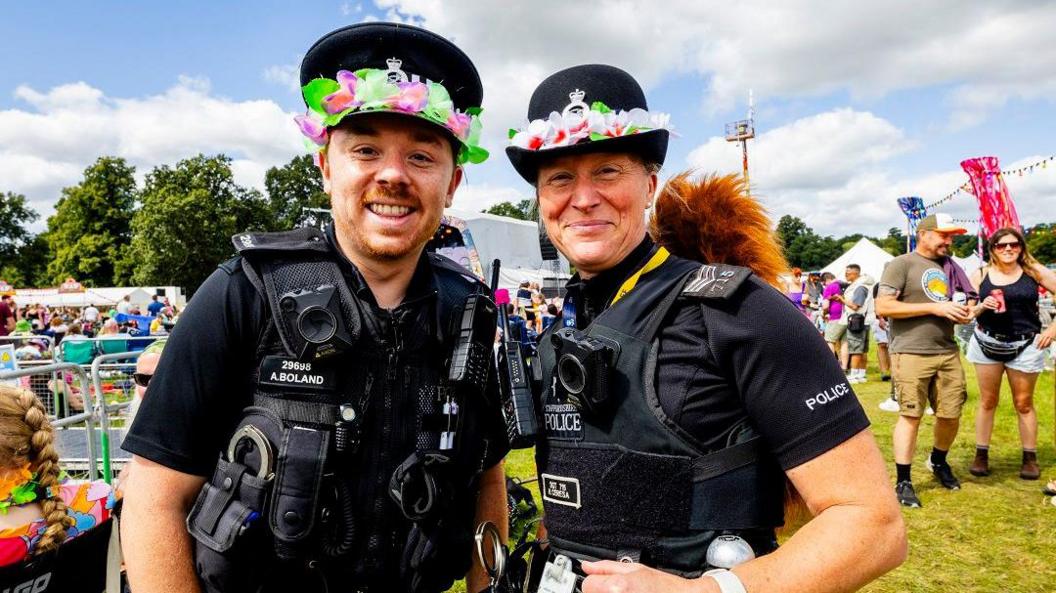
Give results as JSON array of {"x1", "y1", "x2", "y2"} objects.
[
  {"x1": 897, "y1": 196, "x2": 927, "y2": 252},
  {"x1": 960, "y1": 156, "x2": 1020, "y2": 239},
  {"x1": 927, "y1": 154, "x2": 1053, "y2": 210}
]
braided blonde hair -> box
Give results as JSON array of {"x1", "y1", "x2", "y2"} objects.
[{"x1": 0, "y1": 384, "x2": 75, "y2": 555}]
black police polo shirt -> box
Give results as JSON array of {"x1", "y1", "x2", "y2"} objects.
[{"x1": 565, "y1": 237, "x2": 869, "y2": 470}]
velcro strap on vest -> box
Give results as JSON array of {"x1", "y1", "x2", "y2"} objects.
[
  {"x1": 253, "y1": 394, "x2": 340, "y2": 426},
  {"x1": 690, "y1": 437, "x2": 764, "y2": 482},
  {"x1": 269, "y1": 425, "x2": 330, "y2": 552}
]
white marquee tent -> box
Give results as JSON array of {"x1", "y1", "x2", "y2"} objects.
[
  {"x1": 820, "y1": 238, "x2": 895, "y2": 282},
  {"x1": 953, "y1": 253, "x2": 984, "y2": 274},
  {"x1": 444, "y1": 208, "x2": 570, "y2": 291}
]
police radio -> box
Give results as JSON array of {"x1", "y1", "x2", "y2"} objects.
[
  {"x1": 449, "y1": 293, "x2": 498, "y2": 387},
  {"x1": 492, "y1": 260, "x2": 540, "y2": 449}
]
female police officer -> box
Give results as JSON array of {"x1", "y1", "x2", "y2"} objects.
[
  {"x1": 121, "y1": 23, "x2": 508, "y2": 593},
  {"x1": 505, "y1": 65, "x2": 906, "y2": 593}
]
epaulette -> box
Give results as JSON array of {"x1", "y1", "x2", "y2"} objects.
[
  {"x1": 217, "y1": 256, "x2": 242, "y2": 275},
  {"x1": 681, "y1": 264, "x2": 752, "y2": 300},
  {"x1": 231, "y1": 227, "x2": 329, "y2": 256}
]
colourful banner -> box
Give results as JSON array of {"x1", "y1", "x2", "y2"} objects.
[
  {"x1": 960, "y1": 156, "x2": 1020, "y2": 239},
  {"x1": 897, "y1": 196, "x2": 927, "y2": 252}
]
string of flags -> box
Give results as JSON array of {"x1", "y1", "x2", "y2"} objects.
[{"x1": 925, "y1": 154, "x2": 1054, "y2": 210}]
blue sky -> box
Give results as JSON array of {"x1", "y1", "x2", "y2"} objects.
[{"x1": 2, "y1": 1, "x2": 1054, "y2": 237}]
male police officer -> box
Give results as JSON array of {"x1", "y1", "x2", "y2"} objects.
[
  {"x1": 121, "y1": 23, "x2": 508, "y2": 593},
  {"x1": 506, "y1": 65, "x2": 906, "y2": 593}
]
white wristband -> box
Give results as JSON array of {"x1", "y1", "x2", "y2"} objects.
[{"x1": 704, "y1": 569, "x2": 748, "y2": 593}]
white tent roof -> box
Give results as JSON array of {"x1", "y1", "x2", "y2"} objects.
[
  {"x1": 820, "y1": 238, "x2": 894, "y2": 282},
  {"x1": 953, "y1": 253, "x2": 984, "y2": 275},
  {"x1": 444, "y1": 208, "x2": 570, "y2": 291}
]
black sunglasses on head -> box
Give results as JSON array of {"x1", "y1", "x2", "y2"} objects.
[{"x1": 133, "y1": 373, "x2": 153, "y2": 388}]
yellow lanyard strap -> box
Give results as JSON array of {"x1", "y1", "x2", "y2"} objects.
[{"x1": 610, "y1": 246, "x2": 670, "y2": 306}]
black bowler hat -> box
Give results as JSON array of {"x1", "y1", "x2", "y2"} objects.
[
  {"x1": 505, "y1": 64, "x2": 671, "y2": 183},
  {"x1": 297, "y1": 22, "x2": 487, "y2": 164}
]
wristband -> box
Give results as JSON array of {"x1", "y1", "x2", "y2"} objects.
[{"x1": 704, "y1": 569, "x2": 747, "y2": 593}]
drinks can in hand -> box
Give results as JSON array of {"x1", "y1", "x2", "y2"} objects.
[
  {"x1": 990, "y1": 289, "x2": 1006, "y2": 313},
  {"x1": 952, "y1": 292, "x2": 967, "y2": 305}
]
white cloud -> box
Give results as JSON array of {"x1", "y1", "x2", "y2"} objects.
[
  {"x1": 0, "y1": 78, "x2": 304, "y2": 224},
  {"x1": 263, "y1": 61, "x2": 302, "y2": 94},
  {"x1": 449, "y1": 181, "x2": 531, "y2": 216},
  {"x1": 374, "y1": 0, "x2": 1056, "y2": 131},
  {"x1": 684, "y1": 108, "x2": 1056, "y2": 237}
]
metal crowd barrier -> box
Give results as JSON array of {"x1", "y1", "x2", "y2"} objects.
[
  {"x1": 90, "y1": 351, "x2": 144, "y2": 482},
  {"x1": 0, "y1": 363, "x2": 103, "y2": 481}
]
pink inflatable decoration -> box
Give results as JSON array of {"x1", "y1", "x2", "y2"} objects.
[{"x1": 960, "y1": 156, "x2": 1020, "y2": 238}]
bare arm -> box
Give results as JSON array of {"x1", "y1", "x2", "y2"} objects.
[
  {"x1": 465, "y1": 461, "x2": 509, "y2": 593},
  {"x1": 121, "y1": 455, "x2": 206, "y2": 593},
  {"x1": 581, "y1": 430, "x2": 907, "y2": 593},
  {"x1": 1031, "y1": 263, "x2": 1056, "y2": 348}
]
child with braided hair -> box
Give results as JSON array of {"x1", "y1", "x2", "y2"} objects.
[{"x1": 0, "y1": 384, "x2": 114, "y2": 566}]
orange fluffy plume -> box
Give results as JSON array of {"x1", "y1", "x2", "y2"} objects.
[{"x1": 649, "y1": 171, "x2": 789, "y2": 288}]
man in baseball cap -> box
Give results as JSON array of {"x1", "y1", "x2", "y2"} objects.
[{"x1": 121, "y1": 23, "x2": 508, "y2": 593}]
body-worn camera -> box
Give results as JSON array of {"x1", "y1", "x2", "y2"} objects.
[
  {"x1": 279, "y1": 284, "x2": 356, "y2": 360},
  {"x1": 550, "y1": 328, "x2": 619, "y2": 415}
]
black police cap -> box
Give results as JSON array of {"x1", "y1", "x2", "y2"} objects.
[
  {"x1": 300, "y1": 22, "x2": 483, "y2": 115},
  {"x1": 506, "y1": 64, "x2": 669, "y2": 183}
]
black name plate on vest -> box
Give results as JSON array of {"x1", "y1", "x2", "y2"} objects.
[
  {"x1": 259, "y1": 356, "x2": 337, "y2": 393},
  {"x1": 541, "y1": 473, "x2": 582, "y2": 509}
]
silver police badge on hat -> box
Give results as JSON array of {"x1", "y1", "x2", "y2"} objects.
[
  {"x1": 562, "y1": 89, "x2": 589, "y2": 118},
  {"x1": 385, "y1": 57, "x2": 409, "y2": 83}
]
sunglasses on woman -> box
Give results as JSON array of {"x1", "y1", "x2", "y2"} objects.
[
  {"x1": 133, "y1": 373, "x2": 153, "y2": 388},
  {"x1": 993, "y1": 241, "x2": 1021, "y2": 251}
]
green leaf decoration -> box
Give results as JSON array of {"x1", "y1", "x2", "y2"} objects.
[
  {"x1": 301, "y1": 78, "x2": 341, "y2": 114},
  {"x1": 322, "y1": 107, "x2": 357, "y2": 128},
  {"x1": 460, "y1": 145, "x2": 490, "y2": 165},
  {"x1": 508, "y1": 128, "x2": 518, "y2": 139},
  {"x1": 589, "y1": 132, "x2": 609, "y2": 141},
  {"x1": 466, "y1": 106, "x2": 483, "y2": 116},
  {"x1": 10, "y1": 482, "x2": 37, "y2": 505},
  {"x1": 591, "y1": 101, "x2": 612, "y2": 114}
]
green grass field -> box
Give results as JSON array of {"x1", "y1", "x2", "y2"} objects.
[{"x1": 496, "y1": 351, "x2": 1056, "y2": 593}]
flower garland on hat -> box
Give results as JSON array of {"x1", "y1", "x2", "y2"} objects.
[
  {"x1": 296, "y1": 68, "x2": 488, "y2": 165},
  {"x1": 508, "y1": 101, "x2": 672, "y2": 152},
  {"x1": 0, "y1": 463, "x2": 55, "y2": 515}
]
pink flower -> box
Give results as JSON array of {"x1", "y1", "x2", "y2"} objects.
[
  {"x1": 391, "y1": 81, "x2": 429, "y2": 113},
  {"x1": 295, "y1": 114, "x2": 328, "y2": 146},
  {"x1": 446, "y1": 112, "x2": 472, "y2": 139},
  {"x1": 322, "y1": 70, "x2": 361, "y2": 114}
]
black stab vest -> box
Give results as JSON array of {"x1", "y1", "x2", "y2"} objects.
[
  {"x1": 535, "y1": 254, "x2": 786, "y2": 576},
  {"x1": 187, "y1": 227, "x2": 496, "y2": 593}
]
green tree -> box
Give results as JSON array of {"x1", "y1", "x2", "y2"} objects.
[
  {"x1": 0, "y1": 234, "x2": 50, "y2": 287},
  {"x1": 129, "y1": 154, "x2": 269, "y2": 295},
  {"x1": 950, "y1": 234, "x2": 979, "y2": 258},
  {"x1": 45, "y1": 157, "x2": 137, "y2": 286},
  {"x1": 0, "y1": 191, "x2": 39, "y2": 261},
  {"x1": 484, "y1": 199, "x2": 534, "y2": 221},
  {"x1": 263, "y1": 154, "x2": 330, "y2": 230},
  {"x1": 775, "y1": 215, "x2": 810, "y2": 250},
  {"x1": 880, "y1": 227, "x2": 908, "y2": 256},
  {"x1": 1026, "y1": 223, "x2": 1056, "y2": 264}
]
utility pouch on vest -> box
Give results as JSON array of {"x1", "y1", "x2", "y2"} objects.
[
  {"x1": 269, "y1": 425, "x2": 331, "y2": 559},
  {"x1": 188, "y1": 444, "x2": 276, "y2": 593}
]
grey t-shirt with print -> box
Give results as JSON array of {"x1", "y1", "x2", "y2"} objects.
[{"x1": 879, "y1": 252, "x2": 956, "y2": 354}]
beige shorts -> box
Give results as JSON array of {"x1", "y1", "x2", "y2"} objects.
[{"x1": 891, "y1": 351, "x2": 966, "y2": 419}]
